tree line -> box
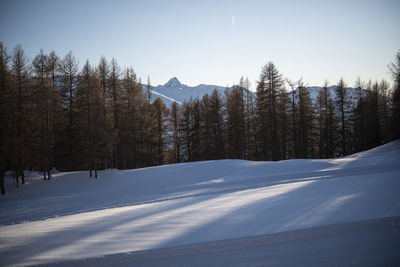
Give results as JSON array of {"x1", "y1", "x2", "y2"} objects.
[{"x1": 0, "y1": 43, "x2": 399, "y2": 195}]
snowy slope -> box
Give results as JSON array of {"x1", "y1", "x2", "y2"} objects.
[{"x1": 1, "y1": 141, "x2": 400, "y2": 266}]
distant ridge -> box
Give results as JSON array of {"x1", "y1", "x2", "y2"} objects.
[
  {"x1": 142, "y1": 77, "x2": 230, "y2": 106},
  {"x1": 143, "y1": 77, "x2": 361, "y2": 106}
]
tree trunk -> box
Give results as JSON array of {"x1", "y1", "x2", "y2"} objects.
[
  {"x1": 0, "y1": 168, "x2": 5, "y2": 195},
  {"x1": 15, "y1": 169, "x2": 19, "y2": 188},
  {"x1": 18, "y1": 74, "x2": 25, "y2": 185},
  {"x1": 94, "y1": 157, "x2": 98, "y2": 178},
  {"x1": 341, "y1": 99, "x2": 346, "y2": 155},
  {"x1": 291, "y1": 91, "x2": 297, "y2": 158}
]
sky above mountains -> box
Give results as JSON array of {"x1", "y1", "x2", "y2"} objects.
[{"x1": 1, "y1": 0, "x2": 399, "y2": 90}]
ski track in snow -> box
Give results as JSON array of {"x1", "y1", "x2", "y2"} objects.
[{"x1": 1, "y1": 141, "x2": 400, "y2": 266}]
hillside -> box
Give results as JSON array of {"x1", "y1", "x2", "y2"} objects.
[{"x1": 1, "y1": 141, "x2": 400, "y2": 266}]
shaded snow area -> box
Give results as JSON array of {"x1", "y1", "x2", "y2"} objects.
[{"x1": 1, "y1": 141, "x2": 400, "y2": 266}]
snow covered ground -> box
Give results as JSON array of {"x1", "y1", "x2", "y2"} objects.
[{"x1": 1, "y1": 141, "x2": 400, "y2": 266}]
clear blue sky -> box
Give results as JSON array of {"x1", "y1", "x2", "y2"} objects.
[{"x1": 1, "y1": 0, "x2": 399, "y2": 90}]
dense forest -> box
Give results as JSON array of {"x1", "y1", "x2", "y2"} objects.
[{"x1": 1, "y1": 42, "x2": 399, "y2": 195}]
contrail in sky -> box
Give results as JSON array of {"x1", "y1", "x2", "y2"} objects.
[{"x1": 232, "y1": 15, "x2": 235, "y2": 33}]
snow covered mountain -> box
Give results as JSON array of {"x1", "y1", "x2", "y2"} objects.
[
  {"x1": 144, "y1": 77, "x2": 233, "y2": 106},
  {"x1": 1, "y1": 141, "x2": 400, "y2": 266},
  {"x1": 145, "y1": 77, "x2": 360, "y2": 107}
]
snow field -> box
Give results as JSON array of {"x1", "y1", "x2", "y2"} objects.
[{"x1": 1, "y1": 141, "x2": 400, "y2": 266}]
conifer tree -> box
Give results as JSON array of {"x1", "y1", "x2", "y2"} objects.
[
  {"x1": 146, "y1": 76, "x2": 152, "y2": 102},
  {"x1": 152, "y1": 98, "x2": 169, "y2": 165},
  {"x1": 190, "y1": 99, "x2": 202, "y2": 161},
  {"x1": 378, "y1": 79, "x2": 390, "y2": 143},
  {"x1": 97, "y1": 56, "x2": 111, "y2": 169},
  {"x1": 141, "y1": 94, "x2": 153, "y2": 166},
  {"x1": 256, "y1": 62, "x2": 284, "y2": 160},
  {"x1": 32, "y1": 49, "x2": 51, "y2": 180},
  {"x1": 317, "y1": 80, "x2": 335, "y2": 158},
  {"x1": 109, "y1": 58, "x2": 121, "y2": 168},
  {"x1": 77, "y1": 60, "x2": 101, "y2": 177},
  {"x1": 0, "y1": 42, "x2": 10, "y2": 194},
  {"x1": 278, "y1": 86, "x2": 289, "y2": 159},
  {"x1": 370, "y1": 81, "x2": 380, "y2": 147},
  {"x1": 136, "y1": 79, "x2": 150, "y2": 167},
  {"x1": 286, "y1": 79, "x2": 299, "y2": 158},
  {"x1": 59, "y1": 51, "x2": 78, "y2": 170},
  {"x1": 353, "y1": 78, "x2": 365, "y2": 152},
  {"x1": 180, "y1": 101, "x2": 193, "y2": 161},
  {"x1": 358, "y1": 80, "x2": 378, "y2": 149},
  {"x1": 11, "y1": 44, "x2": 29, "y2": 185},
  {"x1": 297, "y1": 82, "x2": 314, "y2": 158},
  {"x1": 199, "y1": 94, "x2": 212, "y2": 160},
  {"x1": 238, "y1": 77, "x2": 247, "y2": 157},
  {"x1": 389, "y1": 50, "x2": 400, "y2": 139},
  {"x1": 122, "y1": 67, "x2": 140, "y2": 168},
  {"x1": 47, "y1": 50, "x2": 60, "y2": 178},
  {"x1": 242, "y1": 78, "x2": 253, "y2": 159},
  {"x1": 226, "y1": 87, "x2": 244, "y2": 158},
  {"x1": 208, "y1": 89, "x2": 225, "y2": 159},
  {"x1": 169, "y1": 101, "x2": 181, "y2": 163},
  {"x1": 59, "y1": 52, "x2": 78, "y2": 131},
  {"x1": 335, "y1": 78, "x2": 349, "y2": 155}
]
